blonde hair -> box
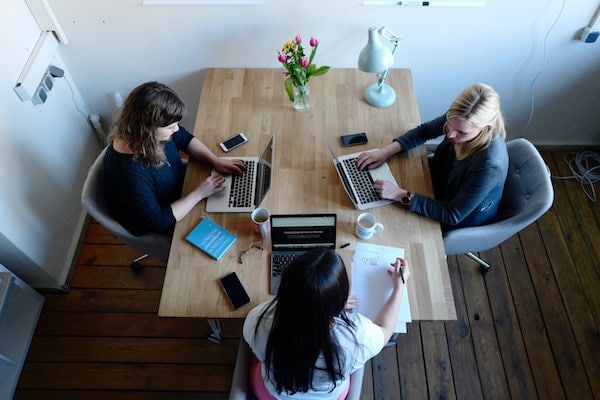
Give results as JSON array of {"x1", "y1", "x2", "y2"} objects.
[{"x1": 445, "y1": 83, "x2": 506, "y2": 160}]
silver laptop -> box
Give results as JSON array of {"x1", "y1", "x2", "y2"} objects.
[
  {"x1": 206, "y1": 134, "x2": 274, "y2": 213},
  {"x1": 270, "y1": 214, "x2": 337, "y2": 294},
  {"x1": 326, "y1": 142, "x2": 399, "y2": 210}
]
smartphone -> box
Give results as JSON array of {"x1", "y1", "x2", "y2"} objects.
[
  {"x1": 340, "y1": 132, "x2": 368, "y2": 147},
  {"x1": 218, "y1": 272, "x2": 251, "y2": 309},
  {"x1": 220, "y1": 132, "x2": 249, "y2": 152}
]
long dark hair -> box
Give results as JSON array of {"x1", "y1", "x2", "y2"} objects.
[
  {"x1": 109, "y1": 81, "x2": 186, "y2": 166},
  {"x1": 257, "y1": 249, "x2": 355, "y2": 394}
]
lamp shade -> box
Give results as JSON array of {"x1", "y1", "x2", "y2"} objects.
[{"x1": 358, "y1": 27, "x2": 394, "y2": 73}]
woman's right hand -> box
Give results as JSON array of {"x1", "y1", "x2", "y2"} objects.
[
  {"x1": 195, "y1": 175, "x2": 226, "y2": 199},
  {"x1": 389, "y1": 257, "x2": 410, "y2": 289}
]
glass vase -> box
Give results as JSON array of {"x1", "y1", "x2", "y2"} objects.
[{"x1": 293, "y1": 83, "x2": 310, "y2": 111}]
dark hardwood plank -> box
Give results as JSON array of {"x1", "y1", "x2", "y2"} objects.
[
  {"x1": 396, "y1": 322, "x2": 427, "y2": 399},
  {"x1": 35, "y1": 312, "x2": 243, "y2": 338},
  {"x1": 501, "y1": 233, "x2": 565, "y2": 398},
  {"x1": 18, "y1": 362, "x2": 233, "y2": 391},
  {"x1": 446, "y1": 255, "x2": 486, "y2": 400},
  {"x1": 27, "y1": 337, "x2": 238, "y2": 364},
  {"x1": 421, "y1": 321, "x2": 456, "y2": 400},
  {"x1": 14, "y1": 390, "x2": 228, "y2": 400},
  {"x1": 480, "y1": 246, "x2": 538, "y2": 400}
]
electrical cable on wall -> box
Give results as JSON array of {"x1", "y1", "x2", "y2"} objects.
[
  {"x1": 551, "y1": 150, "x2": 600, "y2": 202},
  {"x1": 522, "y1": 0, "x2": 566, "y2": 133}
]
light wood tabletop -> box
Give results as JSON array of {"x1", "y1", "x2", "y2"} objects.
[{"x1": 158, "y1": 68, "x2": 456, "y2": 321}]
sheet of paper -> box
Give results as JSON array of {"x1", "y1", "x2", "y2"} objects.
[{"x1": 350, "y1": 242, "x2": 411, "y2": 333}]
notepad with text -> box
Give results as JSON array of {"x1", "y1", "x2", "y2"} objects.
[{"x1": 351, "y1": 242, "x2": 411, "y2": 333}]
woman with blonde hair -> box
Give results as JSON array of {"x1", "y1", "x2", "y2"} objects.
[{"x1": 357, "y1": 83, "x2": 508, "y2": 229}]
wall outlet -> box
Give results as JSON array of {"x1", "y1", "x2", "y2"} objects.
[{"x1": 580, "y1": 26, "x2": 599, "y2": 43}]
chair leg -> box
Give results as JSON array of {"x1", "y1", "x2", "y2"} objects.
[
  {"x1": 464, "y1": 252, "x2": 491, "y2": 273},
  {"x1": 130, "y1": 254, "x2": 149, "y2": 272}
]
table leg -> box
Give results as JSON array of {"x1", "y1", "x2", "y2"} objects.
[{"x1": 207, "y1": 319, "x2": 223, "y2": 344}]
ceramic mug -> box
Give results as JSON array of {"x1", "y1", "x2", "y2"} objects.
[
  {"x1": 251, "y1": 207, "x2": 271, "y2": 237},
  {"x1": 355, "y1": 212, "x2": 384, "y2": 240}
]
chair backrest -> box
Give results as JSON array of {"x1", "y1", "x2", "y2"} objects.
[
  {"x1": 443, "y1": 138, "x2": 554, "y2": 255},
  {"x1": 229, "y1": 338, "x2": 364, "y2": 400},
  {"x1": 81, "y1": 148, "x2": 171, "y2": 261}
]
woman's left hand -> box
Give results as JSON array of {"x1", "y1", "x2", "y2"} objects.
[{"x1": 214, "y1": 158, "x2": 247, "y2": 175}]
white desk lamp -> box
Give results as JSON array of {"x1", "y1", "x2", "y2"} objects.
[{"x1": 357, "y1": 26, "x2": 404, "y2": 108}]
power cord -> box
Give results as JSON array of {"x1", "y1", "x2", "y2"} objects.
[{"x1": 551, "y1": 150, "x2": 600, "y2": 202}]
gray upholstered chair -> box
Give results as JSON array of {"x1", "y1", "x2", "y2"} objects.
[
  {"x1": 81, "y1": 147, "x2": 171, "y2": 270},
  {"x1": 443, "y1": 138, "x2": 554, "y2": 272},
  {"x1": 229, "y1": 338, "x2": 365, "y2": 400}
]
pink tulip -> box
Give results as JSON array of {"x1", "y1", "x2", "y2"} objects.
[
  {"x1": 300, "y1": 56, "x2": 309, "y2": 68},
  {"x1": 295, "y1": 34, "x2": 302, "y2": 44},
  {"x1": 278, "y1": 52, "x2": 287, "y2": 63},
  {"x1": 310, "y1": 37, "x2": 319, "y2": 47}
]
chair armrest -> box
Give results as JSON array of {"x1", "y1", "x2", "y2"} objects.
[{"x1": 229, "y1": 338, "x2": 252, "y2": 400}]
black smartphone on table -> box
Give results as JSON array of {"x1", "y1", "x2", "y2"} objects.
[
  {"x1": 220, "y1": 132, "x2": 249, "y2": 152},
  {"x1": 340, "y1": 132, "x2": 368, "y2": 147},
  {"x1": 218, "y1": 272, "x2": 251, "y2": 309}
]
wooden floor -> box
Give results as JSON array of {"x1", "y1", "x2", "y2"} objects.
[{"x1": 14, "y1": 150, "x2": 600, "y2": 400}]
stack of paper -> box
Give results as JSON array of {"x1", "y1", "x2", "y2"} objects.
[{"x1": 350, "y1": 242, "x2": 411, "y2": 333}]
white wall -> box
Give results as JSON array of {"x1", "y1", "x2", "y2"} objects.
[
  {"x1": 49, "y1": 0, "x2": 600, "y2": 145},
  {"x1": 1, "y1": 0, "x2": 100, "y2": 288}
]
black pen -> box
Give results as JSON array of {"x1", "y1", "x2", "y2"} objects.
[
  {"x1": 340, "y1": 243, "x2": 350, "y2": 249},
  {"x1": 400, "y1": 265, "x2": 405, "y2": 284}
]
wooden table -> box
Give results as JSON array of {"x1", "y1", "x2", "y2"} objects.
[{"x1": 158, "y1": 68, "x2": 456, "y2": 322}]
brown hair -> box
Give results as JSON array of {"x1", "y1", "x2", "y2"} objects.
[{"x1": 109, "y1": 81, "x2": 186, "y2": 166}]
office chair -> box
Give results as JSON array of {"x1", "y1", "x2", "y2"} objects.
[
  {"x1": 229, "y1": 338, "x2": 365, "y2": 400},
  {"x1": 81, "y1": 148, "x2": 171, "y2": 271},
  {"x1": 443, "y1": 138, "x2": 554, "y2": 273}
]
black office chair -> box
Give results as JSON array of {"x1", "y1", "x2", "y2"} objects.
[{"x1": 81, "y1": 148, "x2": 171, "y2": 271}]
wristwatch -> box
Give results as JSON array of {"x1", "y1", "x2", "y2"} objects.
[{"x1": 400, "y1": 191, "x2": 412, "y2": 206}]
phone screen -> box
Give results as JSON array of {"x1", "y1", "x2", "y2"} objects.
[
  {"x1": 340, "y1": 132, "x2": 368, "y2": 147},
  {"x1": 219, "y1": 272, "x2": 251, "y2": 309},
  {"x1": 220, "y1": 133, "x2": 248, "y2": 152}
]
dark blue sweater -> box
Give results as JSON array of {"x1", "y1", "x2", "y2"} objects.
[
  {"x1": 395, "y1": 115, "x2": 508, "y2": 229},
  {"x1": 102, "y1": 128, "x2": 194, "y2": 236}
]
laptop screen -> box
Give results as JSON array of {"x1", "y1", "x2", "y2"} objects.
[
  {"x1": 271, "y1": 214, "x2": 336, "y2": 250},
  {"x1": 253, "y1": 135, "x2": 274, "y2": 207}
]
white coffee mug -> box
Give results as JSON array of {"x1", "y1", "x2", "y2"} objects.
[
  {"x1": 355, "y1": 212, "x2": 384, "y2": 240},
  {"x1": 251, "y1": 207, "x2": 271, "y2": 237}
]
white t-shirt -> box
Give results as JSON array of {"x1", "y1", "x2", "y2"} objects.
[{"x1": 243, "y1": 300, "x2": 385, "y2": 400}]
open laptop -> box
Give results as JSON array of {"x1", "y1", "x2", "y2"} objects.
[
  {"x1": 326, "y1": 142, "x2": 399, "y2": 210},
  {"x1": 206, "y1": 134, "x2": 274, "y2": 213},
  {"x1": 269, "y1": 214, "x2": 337, "y2": 294}
]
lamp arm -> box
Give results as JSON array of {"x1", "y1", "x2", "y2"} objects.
[{"x1": 376, "y1": 40, "x2": 401, "y2": 88}]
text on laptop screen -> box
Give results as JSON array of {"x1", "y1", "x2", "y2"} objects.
[{"x1": 271, "y1": 215, "x2": 336, "y2": 249}]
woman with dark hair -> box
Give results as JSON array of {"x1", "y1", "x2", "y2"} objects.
[
  {"x1": 103, "y1": 81, "x2": 246, "y2": 236},
  {"x1": 243, "y1": 248, "x2": 409, "y2": 399},
  {"x1": 357, "y1": 83, "x2": 509, "y2": 230}
]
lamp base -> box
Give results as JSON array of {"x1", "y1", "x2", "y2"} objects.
[{"x1": 364, "y1": 83, "x2": 396, "y2": 108}]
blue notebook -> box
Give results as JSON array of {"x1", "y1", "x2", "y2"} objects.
[{"x1": 186, "y1": 218, "x2": 237, "y2": 260}]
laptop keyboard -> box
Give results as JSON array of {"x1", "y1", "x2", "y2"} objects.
[
  {"x1": 228, "y1": 160, "x2": 255, "y2": 207},
  {"x1": 342, "y1": 158, "x2": 381, "y2": 205},
  {"x1": 271, "y1": 251, "x2": 306, "y2": 277}
]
